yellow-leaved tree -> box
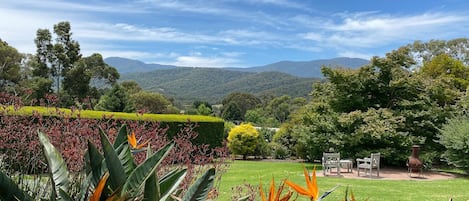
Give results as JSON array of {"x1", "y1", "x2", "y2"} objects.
[{"x1": 227, "y1": 123, "x2": 259, "y2": 159}]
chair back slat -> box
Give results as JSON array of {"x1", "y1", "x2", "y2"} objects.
[{"x1": 370, "y1": 153, "x2": 380, "y2": 167}]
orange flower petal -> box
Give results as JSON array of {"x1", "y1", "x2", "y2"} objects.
[
  {"x1": 310, "y1": 167, "x2": 318, "y2": 199},
  {"x1": 90, "y1": 172, "x2": 109, "y2": 201},
  {"x1": 269, "y1": 177, "x2": 275, "y2": 201},
  {"x1": 279, "y1": 191, "x2": 293, "y2": 201},
  {"x1": 274, "y1": 180, "x2": 286, "y2": 201},
  {"x1": 135, "y1": 138, "x2": 151, "y2": 149},
  {"x1": 260, "y1": 179, "x2": 267, "y2": 201},
  {"x1": 127, "y1": 132, "x2": 137, "y2": 148},
  {"x1": 285, "y1": 180, "x2": 310, "y2": 196}
]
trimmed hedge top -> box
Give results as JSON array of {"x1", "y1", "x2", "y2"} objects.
[{"x1": 0, "y1": 106, "x2": 224, "y2": 123}]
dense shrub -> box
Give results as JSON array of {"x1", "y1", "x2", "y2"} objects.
[
  {"x1": 227, "y1": 123, "x2": 259, "y2": 159},
  {"x1": 269, "y1": 142, "x2": 290, "y2": 159},
  {"x1": 437, "y1": 116, "x2": 469, "y2": 173}
]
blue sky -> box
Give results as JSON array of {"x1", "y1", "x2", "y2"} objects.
[{"x1": 1, "y1": 0, "x2": 469, "y2": 67}]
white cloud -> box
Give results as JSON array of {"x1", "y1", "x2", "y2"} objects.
[
  {"x1": 297, "y1": 11, "x2": 469, "y2": 55},
  {"x1": 7, "y1": 0, "x2": 147, "y2": 14},
  {"x1": 244, "y1": 0, "x2": 307, "y2": 10},
  {"x1": 337, "y1": 51, "x2": 374, "y2": 60},
  {"x1": 324, "y1": 12, "x2": 468, "y2": 47},
  {"x1": 299, "y1": 32, "x2": 323, "y2": 41},
  {"x1": 168, "y1": 55, "x2": 241, "y2": 67}
]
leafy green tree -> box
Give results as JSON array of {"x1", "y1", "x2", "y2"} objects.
[
  {"x1": 221, "y1": 92, "x2": 260, "y2": 120},
  {"x1": 61, "y1": 53, "x2": 119, "y2": 105},
  {"x1": 197, "y1": 104, "x2": 212, "y2": 116},
  {"x1": 34, "y1": 21, "x2": 81, "y2": 95},
  {"x1": 266, "y1": 95, "x2": 292, "y2": 123},
  {"x1": 62, "y1": 59, "x2": 91, "y2": 100},
  {"x1": 407, "y1": 38, "x2": 469, "y2": 65},
  {"x1": 20, "y1": 77, "x2": 53, "y2": 103},
  {"x1": 227, "y1": 123, "x2": 260, "y2": 159},
  {"x1": 420, "y1": 54, "x2": 469, "y2": 91},
  {"x1": 244, "y1": 108, "x2": 266, "y2": 125},
  {"x1": 95, "y1": 84, "x2": 135, "y2": 112},
  {"x1": 121, "y1": 80, "x2": 142, "y2": 94},
  {"x1": 131, "y1": 91, "x2": 174, "y2": 114},
  {"x1": 221, "y1": 102, "x2": 242, "y2": 122},
  {"x1": 193, "y1": 100, "x2": 212, "y2": 110},
  {"x1": 33, "y1": 29, "x2": 52, "y2": 79},
  {"x1": 437, "y1": 116, "x2": 469, "y2": 173},
  {"x1": 282, "y1": 46, "x2": 457, "y2": 165},
  {"x1": 82, "y1": 53, "x2": 119, "y2": 87},
  {"x1": 34, "y1": 23, "x2": 119, "y2": 106},
  {"x1": 0, "y1": 39, "x2": 22, "y2": 92}
]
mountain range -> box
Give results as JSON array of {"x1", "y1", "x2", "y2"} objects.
[
  {"x1": 105, "y1": 57, "x2": 369, "y2": 104},
  {"x1": 105, "y1": 57, "x2": 369, "y2": 78}
]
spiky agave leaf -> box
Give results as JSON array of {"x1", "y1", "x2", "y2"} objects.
[
  {"x1": 38, "y1": 131, "x2": 70, "y2": 200},
  {"x1": 181, "y1": 168, "x2": 216, "y2": 201}
]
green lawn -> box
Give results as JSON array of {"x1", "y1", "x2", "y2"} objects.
[{"x1": 218, "y1": 160, "x2": 469, "y2": 201}]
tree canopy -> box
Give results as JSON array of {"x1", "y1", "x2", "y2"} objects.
[{"x1": 278, "y1": 43, "x2": 467, "y2": 166}]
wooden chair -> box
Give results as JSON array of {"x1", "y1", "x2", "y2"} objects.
[
  {"x1": 356, "y1": 153, "x2": 380, "y2": 178},
  {"x1": 322, "y1": 152, "x2": 341, "y2": 176}
]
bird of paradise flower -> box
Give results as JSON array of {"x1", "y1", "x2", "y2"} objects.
[
  {"x1": 259, "y1": 177, "x2": 293, "y2": 201},
  {"x1": 284, "y1": 166, "x2": 339, "y2": 201},
  {"x1": 127, "y1": 131, "x2": 150, "y2": 150}
]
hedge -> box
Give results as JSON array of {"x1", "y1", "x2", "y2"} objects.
[{"x1": 0, "y1": 105, "x2": 225, "y2": 147}]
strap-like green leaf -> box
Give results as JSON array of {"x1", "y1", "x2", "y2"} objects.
[
  {"x1": 121, "y1": 143, "x2": 174, "y2": 197},
  {"x1": 143, "y1": 170, "x2": 159, "y2": 201},
  {"x1": 87, "y1": 140, "x2": 105, "y2": 188},
  {"x1": 113, "y1": 124, "x2": 128, "y2": 149},
  {"x1": 115, "y1": 142, "x2": 136, "y2": 176},
  {"x1": 38, "y1": 131, "x2": 70, "y2": 200},
  {"x1": 237, "y1": 195, "x2": 251, "y2": 201},
  {"x1": 143, "y1": 145, "x2": 160, "y2": 201},
  {"x1": 158, "y1": 168, "x2": 187, "y2": 201},
  {"x1": 58, "y1": 188, "x2": 74, "y2": 201},
  {"x1": 0, "y1": 170, "x2": 34, "y2": 201},
  {"x1": 100, "y1": 127, "x2": 127, "y2": 191},
  {"x1": 182, "y1": 168, "x2": 216, "y2": 201},
  {"x1": 318, "y1": 185, "x2": 340, "y2": 201}
]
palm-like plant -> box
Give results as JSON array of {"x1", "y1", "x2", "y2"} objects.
[{"x1": 0, "y1": 124, "x2": 215, "y2": 201}]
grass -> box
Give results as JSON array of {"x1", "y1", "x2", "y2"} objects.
[{"x1": 218, "y1": 160, "x2": 469, "y2": 201}]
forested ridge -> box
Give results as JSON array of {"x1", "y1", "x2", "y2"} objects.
[{"x1": 120, "y1": 68, "x2": 320, "y2": 103}]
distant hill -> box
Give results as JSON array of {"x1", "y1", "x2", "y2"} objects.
[
  {"x1": 104, "y1": 57, "x2": 176, "y2": 73},
  {"x1": 226, "y1": 57, "x2": 369, "y2": 78},
  {"x1": 120, "y1": 68, "x2": 319, "y2": 103},
  {"x1": 109, "y1": 57, "x2": 367, "y2": 104},
  {"x1": 106, "y1": 57, "x2": 369, "y2": 78}
]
